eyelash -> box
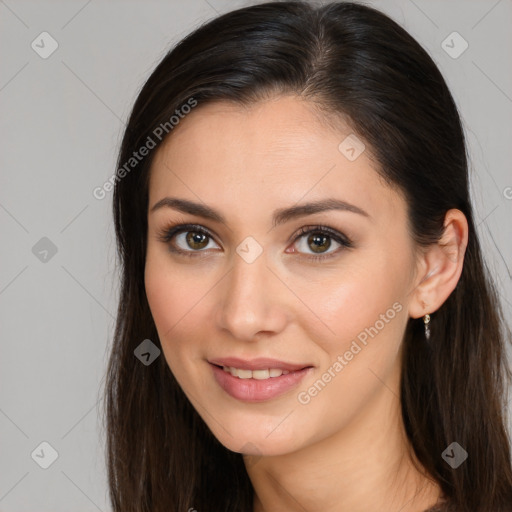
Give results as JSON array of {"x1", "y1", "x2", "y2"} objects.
[{"x1": 156, "y1": 223, "x2": 353, "y2": 261}]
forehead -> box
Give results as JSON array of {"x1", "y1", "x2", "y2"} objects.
[
  {"x1": 148, "y1": 95, "x2": 404, "y2": 223},
  {"x1": 152, "y1": 95, "x2": 351, "y2": 170}
]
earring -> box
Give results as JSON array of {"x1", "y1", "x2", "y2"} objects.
[{"x1": 423, "y1": 313, "x2": 431, "y2": 340}]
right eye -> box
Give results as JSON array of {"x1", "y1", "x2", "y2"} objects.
[{"x1": 157, "y1": 223, "x2": 220, "y2": 257}]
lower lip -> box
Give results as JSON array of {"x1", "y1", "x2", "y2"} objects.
[{"x1": 210, "y1": 363, "x2": 313, "y2": 403}]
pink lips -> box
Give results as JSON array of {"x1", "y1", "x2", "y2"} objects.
[{"x1": 208, "y1": 357, "x2": 313, "y2": 403}]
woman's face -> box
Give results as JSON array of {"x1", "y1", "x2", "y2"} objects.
[{"x1": 145, "y1": 95, "x2": 421, "y2": 456}]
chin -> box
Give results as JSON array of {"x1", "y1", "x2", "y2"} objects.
[{"x1": 204, "y1": 416, "x2": 306, "y2": 458}]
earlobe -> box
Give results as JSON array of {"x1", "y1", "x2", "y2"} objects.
[{"x1": 408, "y1": 209, "x2": 469, "y2": 320}]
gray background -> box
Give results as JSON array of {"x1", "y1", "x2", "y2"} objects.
[{"x1": 1, "y1": 0, "x2": 511, "y2": 510}]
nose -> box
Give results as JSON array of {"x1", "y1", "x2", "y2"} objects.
[{"x1": 215, "y1": 248, "x2": 289, "y2": 343}]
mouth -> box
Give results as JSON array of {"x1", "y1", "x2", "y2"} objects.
[{"x1": 208, "y1": 360, "x2": 314, "y2": 402}]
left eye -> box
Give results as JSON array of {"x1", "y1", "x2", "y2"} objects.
[
  {"x1": 294, "y1": 231, "x2": 340, "y2": 255},
  {"x1": 288, "y1": 226, "x2": 352, "y2": 260}
]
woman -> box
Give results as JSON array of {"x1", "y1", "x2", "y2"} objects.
[{"x1": 103, "y1": 1, "x2": 512, "y2": 510}]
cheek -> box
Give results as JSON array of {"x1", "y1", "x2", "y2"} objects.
[
  {"x1": 143, "y1": 254, "x2": 196, "y2": 374},
  {"x1": 289, "y1": 273, "x2": 408, "y2": 446},
  {"x1": 301, "y1": 262, "x2": 404, "y2": 345},
  {"x1": 144, "y1": 253, "x2": 216, "y2": 385},
  {"x1": 144, "y1": 249, "x2": 206, "y2": 335},
  {"x1": 144, "y1": 262, "x2": 179, "y2": 335},
  {"x1": 295, "y1": 251, "x2": 410, "y2": 409}
]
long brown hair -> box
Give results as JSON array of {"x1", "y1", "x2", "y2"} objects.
[{"x1": 102, "y1": 2, "x2": 512, "y2": 510}]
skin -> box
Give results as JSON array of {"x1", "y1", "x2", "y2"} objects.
[{"x1": 144, "y1": 95, "x2": 468, "y2": 512}]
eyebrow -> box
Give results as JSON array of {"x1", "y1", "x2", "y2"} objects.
[{"x1": 149, "y1": 196, "x2": 370, "y2": 227}]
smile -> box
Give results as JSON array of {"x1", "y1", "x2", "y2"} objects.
[
  {"x1": 221, "y1": 366, "x2": 290, "y2": 379},
  {"x1": 209, "y1": 362, "x2": 313, "y2": 402}
]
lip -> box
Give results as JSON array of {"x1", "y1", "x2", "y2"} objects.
[
  {"x1": 209, "y1": 361, "x2": 314, "y2": 403},
  {"x1": 208, "y1": 356, "x2": 312, "y2": 372}
]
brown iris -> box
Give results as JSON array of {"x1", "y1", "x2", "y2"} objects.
[
  {"x1": 186, "y1": 231, "x2": 209, "y2": 250},
  {"x1": 308, "y1": 232, "x2": 331, "y2": 253}
]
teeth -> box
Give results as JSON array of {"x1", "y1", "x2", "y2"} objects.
[
  {"x1": 251, "y1": 369, "x2": 270, "y2": 380},
  {"x1": 236, "y1": 368, "x2": 252, "y2": 379},
  {"x1": 222, "y1": 366, "x2": 291, "y2": 379}
]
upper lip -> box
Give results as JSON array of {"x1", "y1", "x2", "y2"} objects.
[{"x1": 208, "y1": 357, "x2": 313, "y2": 372}]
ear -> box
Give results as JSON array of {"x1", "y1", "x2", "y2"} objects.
[{"x1": 408, "y1": 209, "x2": 469, "y2": 319}]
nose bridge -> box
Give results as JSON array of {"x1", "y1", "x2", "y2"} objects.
[{"x1": 216, "y1": 244, "x2": 287, "y2": 340}]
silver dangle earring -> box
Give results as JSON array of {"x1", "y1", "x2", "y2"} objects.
[{"x1": 423, "y1": 313, "x2": 431, "y2": 340}]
